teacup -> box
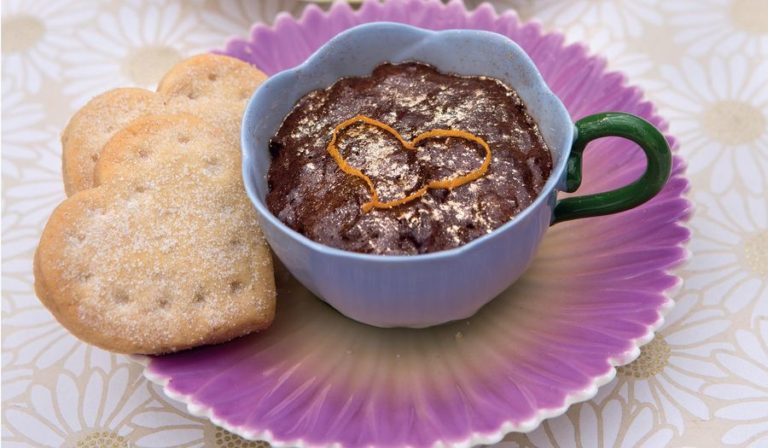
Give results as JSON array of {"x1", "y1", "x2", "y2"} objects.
[{"x1": 241, "y1": 23, "x2": 671, "y2": 328}]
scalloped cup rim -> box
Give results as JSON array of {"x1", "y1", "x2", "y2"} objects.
[{"x1": 240, "y1": 22, "x2": 573, "y2": 262}]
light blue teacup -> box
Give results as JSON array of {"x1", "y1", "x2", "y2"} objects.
[{"x1": 241, "y1": 23, "x2": 671, "y2": 328}]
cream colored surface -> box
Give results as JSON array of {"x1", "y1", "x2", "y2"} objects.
[{"x1": 2, "y1": 0, "x2": 766, "y2": 446}]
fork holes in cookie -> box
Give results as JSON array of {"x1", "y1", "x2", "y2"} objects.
[
  {"x1": 229, "y1": 280, "x2": 243, "y2": 293},
  {"x1": 203, "y1": 157, "x2": 222, "y2": 177},
  {"x1": 207, "y1": 73, "x2": 217, "y2": 81},
  {"x1": 138, "y1": 148, "x2": 150, "y2": 158},
  {"x1": 113, "y1": 289, "x2": 130, "y2": 304},
  {"x1": 86, "y1": 206, "x2": 105, "y2": 218},
  {"x1": 68, "y1": 232, "x2": 86, "y2": 245},
  {"x1": 193, "y1": 290, "x2": 206, "y2": 304}
]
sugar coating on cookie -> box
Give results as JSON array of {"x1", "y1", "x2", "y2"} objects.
[
  {"x1": 61, "y1": 54, "x2": 266, "y2": 195},
  {"x1": 160, "y1": 54, "x2": 267, "y2": 146},
  {"x1": 36, "y1": 115, "x2": 275, "y2": 354},
  {"x1": 61, "y1": 88, "x2": 163, "y2": 196},
  {"x1": 94, "y1": 113, "x2": 238, "y2": 186},
  {"x1": 158, "y1": 53, "x2": 266, "y2": 103}
]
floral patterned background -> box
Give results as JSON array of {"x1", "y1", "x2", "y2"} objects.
[{"x1": 2, "y1": 0, "x2": 766, "y2": 447}]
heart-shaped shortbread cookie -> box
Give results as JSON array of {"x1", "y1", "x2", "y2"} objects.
[
  {"x1": 36, "y1": 115, "x2": 275, "y2": 354},
  {"x1": 329, "y1": 115, "x2": 491, "y2": 212},
  {"x1": 61, "y1": 54, "x2": 266, "y2": 195}
]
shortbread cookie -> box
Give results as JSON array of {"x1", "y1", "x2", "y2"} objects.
[
  {"x1": 61, "y1": 88, "x2": 163, "y2": 196},
  {"x1": 159, "y1": 54, "x2": 266, "y2": 147},
  {"x1": 93, "y1": 114, "x2": 239, "y2": 186},
  {"x1": 61, "y1": 54, "x2": 266, "y2": 195},
  {"x1": 158, "y1": 53, "x2": 265, "y2": 106},
  {"x1": 36, "y1": 115, "x2": 275, "y2": 354}
]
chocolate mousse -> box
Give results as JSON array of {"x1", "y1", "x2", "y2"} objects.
[{"x1": 266, "y1": 62, "x2": 553, "y2": 255}]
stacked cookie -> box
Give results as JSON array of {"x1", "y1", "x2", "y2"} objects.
[{"x1": 35, "y1": 55, "x2": 276, "y2": 355}]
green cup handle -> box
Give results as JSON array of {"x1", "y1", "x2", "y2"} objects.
[{"x1": 552, "y1": 112, "x2": 672, "y2": 224}]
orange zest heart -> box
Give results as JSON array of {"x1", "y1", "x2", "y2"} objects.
[{"x1": 327, "y1": 115, "x2": 492, "y2": 213}]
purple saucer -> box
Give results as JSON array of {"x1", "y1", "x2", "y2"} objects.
[{"x1": 141, "y1": 1, "x2": 691, "y2": 446}]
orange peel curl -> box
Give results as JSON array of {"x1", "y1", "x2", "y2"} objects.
[{"x1": 327, "y1": 115, "x2": 491, "y2": 212}]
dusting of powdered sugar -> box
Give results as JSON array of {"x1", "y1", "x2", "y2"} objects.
[{"x1": 267, "y1": 62, "x2": 553, "y2": 255}]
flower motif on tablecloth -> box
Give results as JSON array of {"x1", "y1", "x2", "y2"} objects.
[
  {"x1": 2, "y1": 133, "x2": 65, "y2": 315},
  {"x1": 525, "y1": 0, "x2": 663, "y2": 40},
  {"x1": 0, "y1": 80, "x2": 54, "y2": 180},
  {"x1": 465, "y1": 0, "x2": 534, "y2": 19},
  {"x1": 1, "y1": 203, "x2": 37, "y2": 315},
  {"x1": 612, "y1": 294, "x2": 731, "y2": 434},
  {"x1": 2, "y1": 225, "x2": 42, "y2": 319},
  {"x1": 1, "y1": 364, "x2": 33, "y2": 403},
  {"x1": 1, "y1": 0, "x2": 763, "y2": 445},
  {"x1": 685, "y1": 191, "x2": 768, "y2": 321},
  {"x1": 704, "y1": 322, "x2": 768, "y2": 447},
  {"x1": 1, "y1": 0, "x2": 95, "y2": 93},
  {"x1": 128, "y1": 400, "x2": 206, "y2": 447},
  {"x1": 2, "y1": 304, "x2": 122, "y2": 375},
  {"x1": 654, "y1": 55, "x2": 768, "y2": 194},
  {"x1": 131, "y1": 411, "x2": 268, "y2": 448},
  {"x1": 508, "y1": 398, "x2": 675, "y2": 448},
  {"x1": 138, "y1": 375, "x2": 408, "y2": 448},
  {"x1": 2, "y1": 366, "x2": 149, "y2": 447},
  {"x1": 662, "y1": 0, "x2": 768, "y2": 57},
  {"x1": 2, "y1": 134, "x2": 65, "y2": 237},
  {"x1": 131, "y1": 384, "x2": 270, "y2": 447},
  {"x1": 207, "y1": 429, "x2": 270, "y2": 448},
  {"x1": 575, "y1": 28, "x2": 657, "y2": 87},
  {"x1": 60, "y1": 1, "x2": 206, "y2": 109},
  {"x1": 189, "y1": 0, "x2": 305, "y2": 50}
]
